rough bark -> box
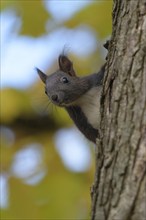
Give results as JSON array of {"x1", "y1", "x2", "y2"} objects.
[{"x1": 91, "y1": 1, "x2": 146, "y2": 220}]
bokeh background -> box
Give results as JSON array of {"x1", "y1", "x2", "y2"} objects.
[{"x1": 0, "y1": 0, "x2": 112, "y2": 219}]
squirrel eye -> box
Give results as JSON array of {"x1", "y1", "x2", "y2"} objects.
[{"x1": 61, "y1": 77, "x2": 69, "y2": 83}]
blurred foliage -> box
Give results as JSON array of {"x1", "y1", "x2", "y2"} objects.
[
  {"x1": 65, "y1": 1, "x2": 112, "y2": 38},
  {"x1": 0, "y1": 88, "x2": 33, "y2": 124},
  {"x1": 1, "y1": 135, "x2": 95, "y2": 219},
  {"x1": 1, "y1": 0, "x2": 50, "y2": 36},
  {"x1": 0, "y1": 0, "x2": 112, "y2": 219}
]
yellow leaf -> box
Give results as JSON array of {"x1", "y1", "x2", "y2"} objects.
[
  {"x1": 65, "y1": 1, "x2": 112, "y2": 39},
  {"x1": 0, "y1": 0, "x2": 12, "y2": 10},
  {"x1": 1, "y1": 0, "x2": 50, "y2": 36},
  {"x1": 0, "y1": 88, "x2": 33, "y2": 124}
]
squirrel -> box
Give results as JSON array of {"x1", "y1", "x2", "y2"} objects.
[{"x1": 36, "y1": 55, "x2": 106, "y2": 143}]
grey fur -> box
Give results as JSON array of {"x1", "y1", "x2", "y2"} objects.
[{"x1": 36, "y1": 55, "x2": 105, "y2": 143}]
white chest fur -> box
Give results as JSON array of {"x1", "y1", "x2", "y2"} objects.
[{"x1": 75, "y1": 86, "x2": 102, "y2": 129}]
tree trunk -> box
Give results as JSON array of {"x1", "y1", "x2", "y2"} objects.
[{"x1": 91, "y1": 1, "x2": 146, "y2": 220}]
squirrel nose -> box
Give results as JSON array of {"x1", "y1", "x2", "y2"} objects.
[{"x1": 51, "y1": 94, "x2": 58, "y2": 101}]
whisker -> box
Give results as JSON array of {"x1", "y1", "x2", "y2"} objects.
[
  {"x1": 43, "y1": 102, "x2": 51, "y2": 113},
  {"x1": 53, "y1": 105, "x2": 58, "y2": 114},
  {"x1": 32, "y1": 92, "x2": 54, "y2": 115}
]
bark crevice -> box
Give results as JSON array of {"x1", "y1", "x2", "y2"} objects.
[{"x1": 91, "y1": 0, "x2": 146, "y2": 219}]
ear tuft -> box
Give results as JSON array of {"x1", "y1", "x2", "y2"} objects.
[
  {"x1": 58, "y1": 55, "x2": 76, "y2": 76},
  {"x1": 36, "y1": 67, "x2": 47, "y2": 84}
]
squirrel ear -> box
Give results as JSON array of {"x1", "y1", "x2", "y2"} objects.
[
  {"x1": 58, "y1": 55, "x2": 76, "y2": 76},
  {"x1": 36, "y1": 68, "x2": 47, "y2": 84}
]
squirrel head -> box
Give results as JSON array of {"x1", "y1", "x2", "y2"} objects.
[{"x1": 36, "y1": 55, "x2": 89, "y2": 107}]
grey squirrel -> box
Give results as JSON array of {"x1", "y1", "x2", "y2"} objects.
[{"x1": 36, "y1": 55, "x2": 105, "y2": 143}]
